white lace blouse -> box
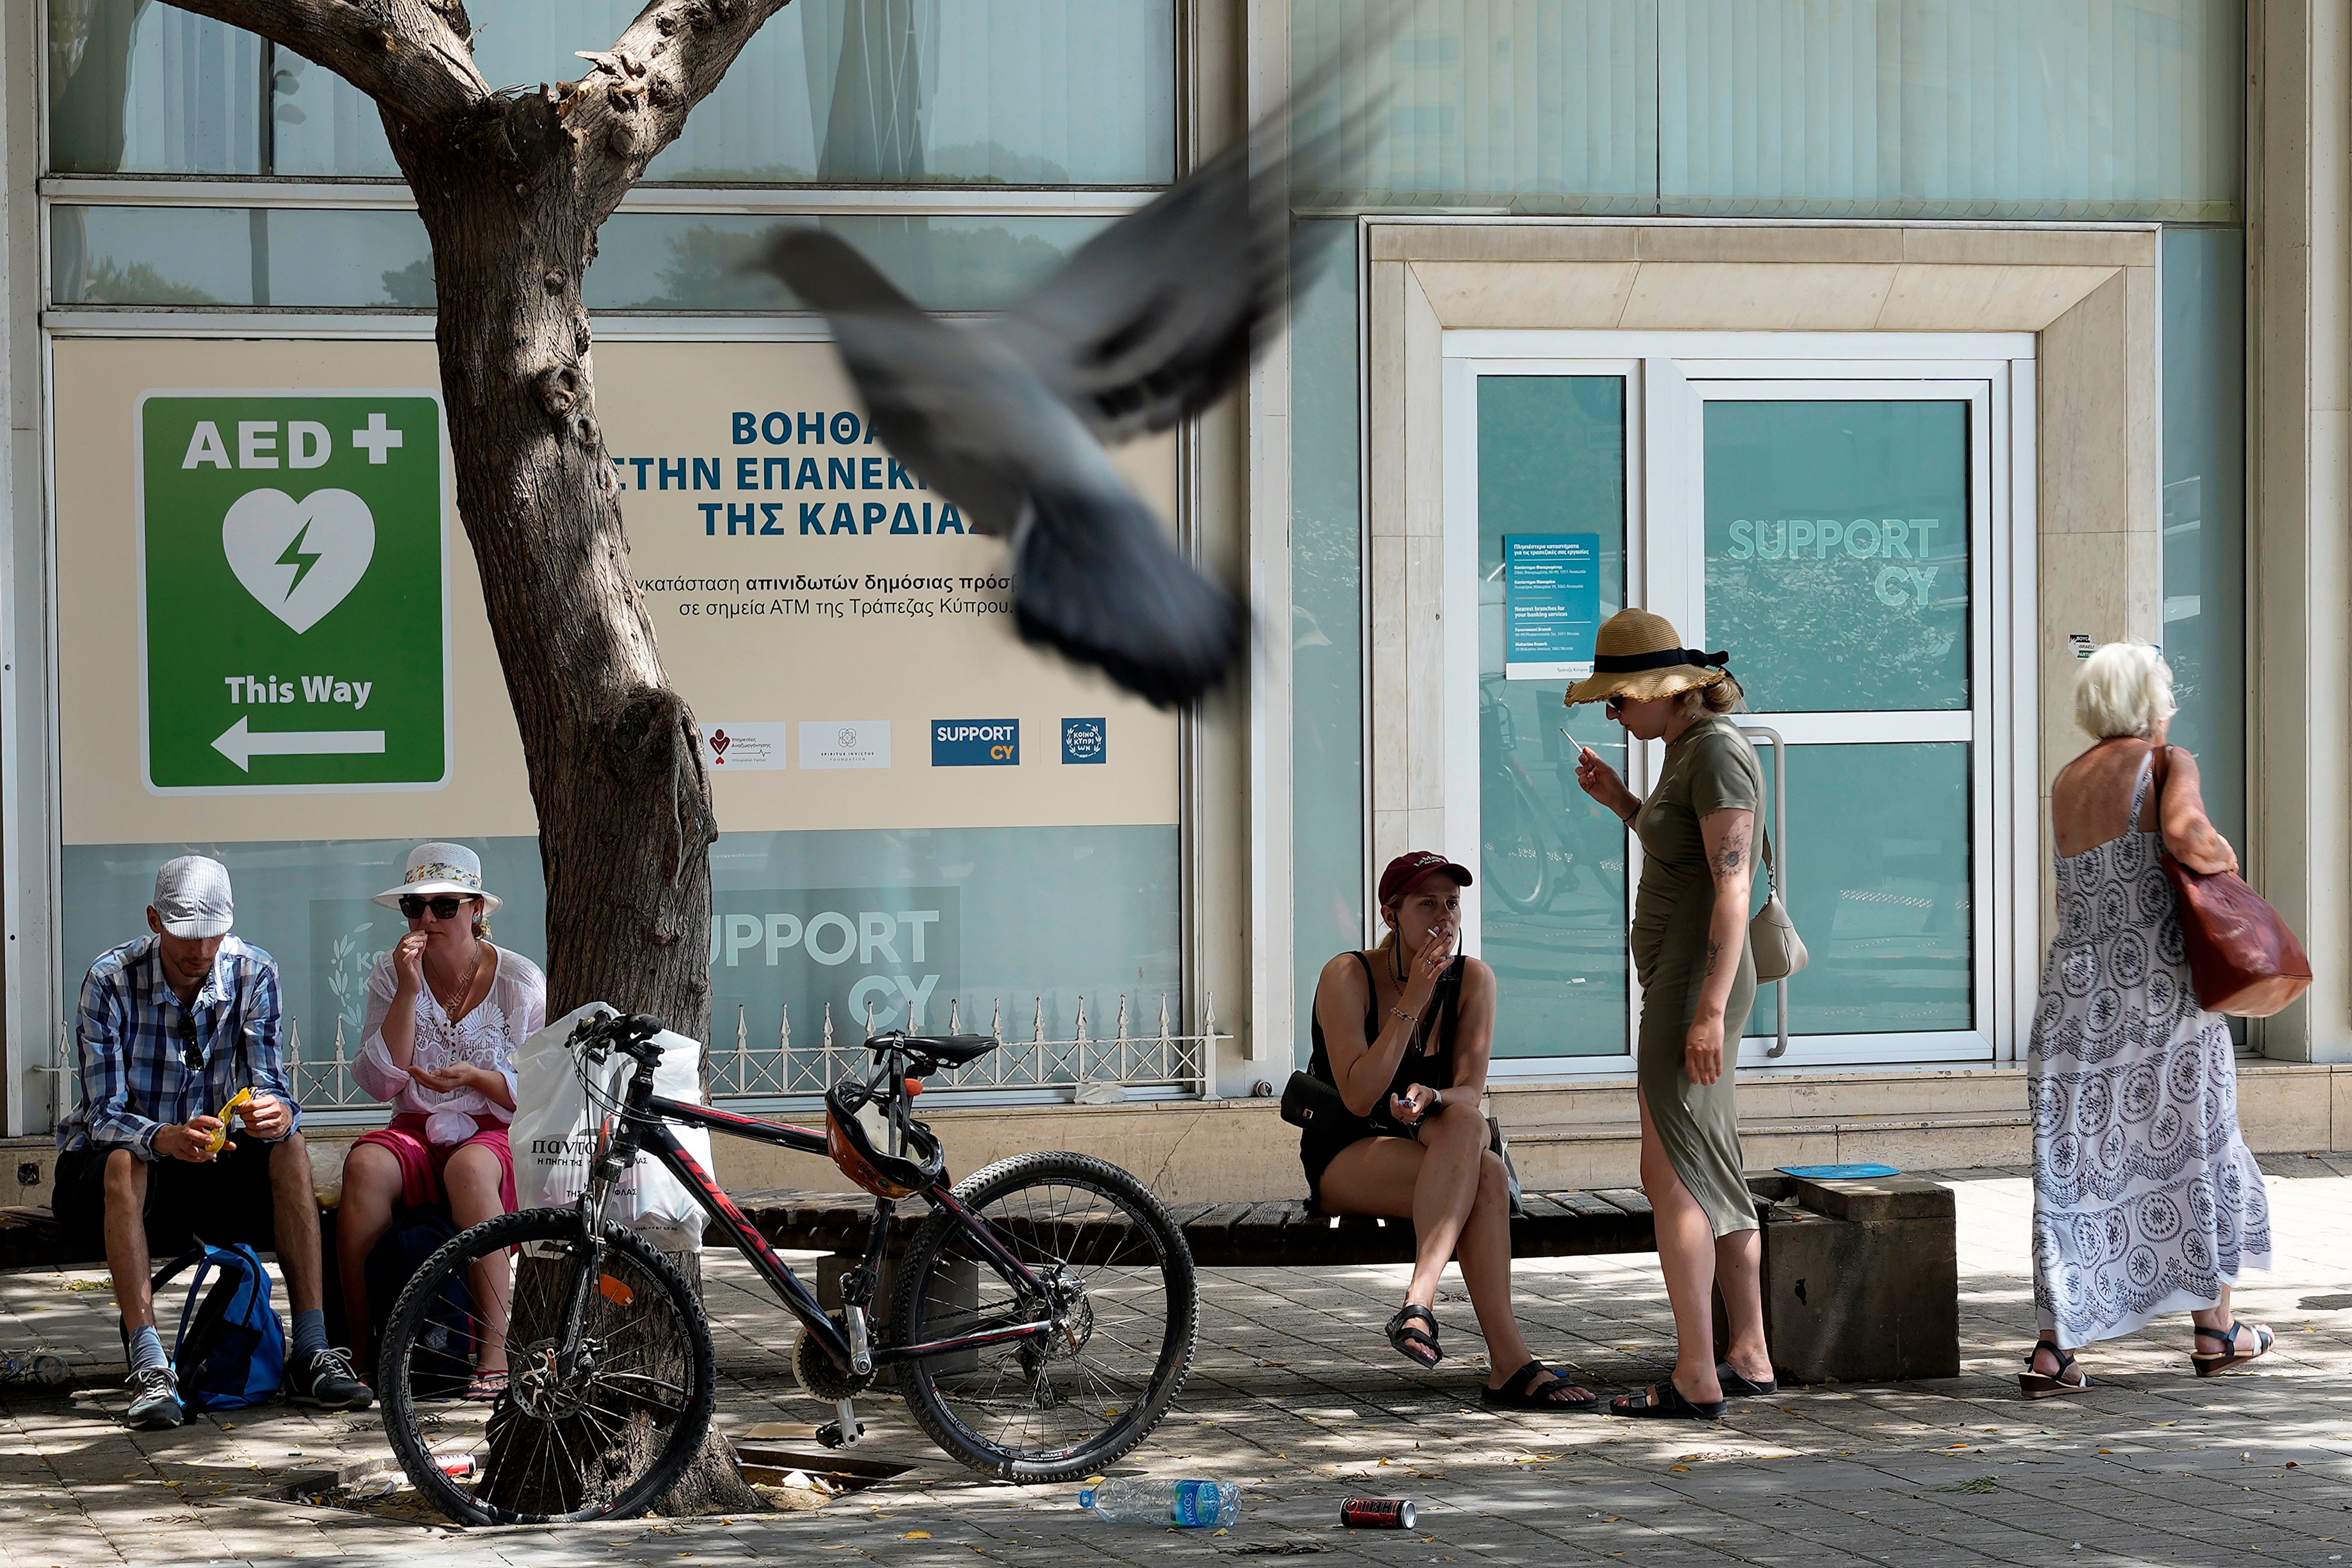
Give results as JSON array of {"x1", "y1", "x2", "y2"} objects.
[{"x1": 356, "y1": 945, "x2": 548, "y2": 1143}]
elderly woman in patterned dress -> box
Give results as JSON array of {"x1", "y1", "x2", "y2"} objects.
[
  {"x1": 2021, "y1": 644, "x2": 2272, "y2": 1398},
  {"x1": 336, "y1": 843, "x2": 547, "y2": 1395}
]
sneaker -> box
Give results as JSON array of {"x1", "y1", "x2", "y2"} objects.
[
  {"x1": 287, "y1": 1347, "x2": 374, "y2": 1411},
  {"x1": 124, "y1": 1364, "x2": 183, "y2": 1430}
]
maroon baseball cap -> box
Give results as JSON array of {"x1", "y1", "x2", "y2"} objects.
[{"x1": 1378, "y1": 850, "x2": 1474, "y2": 904}]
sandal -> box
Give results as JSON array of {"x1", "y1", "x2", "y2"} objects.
[
  {"x1": 1609, "y1": 1377, "x2": 1726, "y2": 1420},
  {"x1": 462, "y1": 1369, "x2": 510, "y2": 1402},
  {"x1": 2191, "y1": 1320, "x2": 2274, "y2": 1377},
  {"x1": 2018, "y1": 1341, "x2": 2090, "y2": 1400},
  {"x1": 1385, "y1": 1303, "x2": 1442, "y2": 1370},
  {"x1": 1714, "y1": 1361, "x2": 1777, "y2": 1398},
  {"x1": 1480, "y1": 1359, "x2": 1600, "y2": 1411}
]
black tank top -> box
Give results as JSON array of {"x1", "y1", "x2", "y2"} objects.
[{"x1": 1306, "y1": 950, "x2": 1462, "y2": 1132}]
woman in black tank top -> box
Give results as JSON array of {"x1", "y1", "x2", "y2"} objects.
[{"x1": 1302, "y1": 851, "x2": 1595, "y2": 1411}]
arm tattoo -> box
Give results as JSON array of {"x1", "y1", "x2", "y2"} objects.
[
  {"x1": 1713, "y1": 822, "x2": 1750, "y2": 879},
  {"x1": 1703, "y1": 938, "x2": 1722, "y2": 978}
]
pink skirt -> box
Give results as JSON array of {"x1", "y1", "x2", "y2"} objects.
[{"x1": 352, "y1": 1113, "x2": 517, "y2": 1214}]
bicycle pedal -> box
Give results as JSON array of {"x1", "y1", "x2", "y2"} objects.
[{"x1": 815, "y1": 1417, "x2": 865, "y2": 1450}]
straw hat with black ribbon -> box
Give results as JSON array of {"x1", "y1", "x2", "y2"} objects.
[{"x1": 1563, "y1": 608, "x2": 1736, "y2": 707}]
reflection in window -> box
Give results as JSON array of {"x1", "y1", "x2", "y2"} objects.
[
  {"x1": 588, "y1": 213, "x2": 1112, "y2": 311},
  {"x1": 1745, "y1": 742, "x2": 1974, "y2": 1037},
  {"x1": 1474, "y1": 376, "x2": 1631, "y2": 1059},
  {"x1": 1291, "y1": 0, "x2": 2241, "y2": 221},
  {"x1": 50, "y1": 206, "x2": 1113, "y2": 313},
  {"x1": 53, "y1": 0, "x2": 1175, "y2": 186},
  {"x1": 1704, "y1": 399, "x2": 1971, "y2": 713},
  {"x1": 52, "y1": 206, "x2": 434, "y2": 307}
]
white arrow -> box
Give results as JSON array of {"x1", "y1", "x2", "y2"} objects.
[{"x1": 211, "y1": 717, "x2": 387, "y2": 772}]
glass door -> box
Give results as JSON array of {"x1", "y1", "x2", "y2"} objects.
[{"x1": 1444, "y1": 335, "x2": 2033, "y2": 1074}]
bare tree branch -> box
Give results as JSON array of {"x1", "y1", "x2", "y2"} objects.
[
  {"x1": 165, "y1": 0, "x2": 490, "y2": 127},
  {"x1": 558, "y1": 0, "x2": 796, "y2": 219}
]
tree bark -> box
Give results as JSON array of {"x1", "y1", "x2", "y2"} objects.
[{"x1": 163, "y1": 0, "x2": 805, "y2": 1515}]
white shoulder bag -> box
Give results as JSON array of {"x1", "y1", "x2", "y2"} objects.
[{"x1": 1749, "y1": 825, "x2": 1809, "y2": 983}]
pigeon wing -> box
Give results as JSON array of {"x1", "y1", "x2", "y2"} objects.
[{"x1": 987, "y1": 71, "x2": 1369, "y2": 444}]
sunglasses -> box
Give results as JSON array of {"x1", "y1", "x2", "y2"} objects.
[
  {"x1": 177, "y1": 1010, "x2": 202, "y2": 1072},
  {"x1": 399, "y1": 895, "x2": 474, "y2": 920}
]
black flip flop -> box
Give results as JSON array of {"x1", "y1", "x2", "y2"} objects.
[
  {"x1": 1480, "y1": 1359, "x2": 1600, "y2": 1411},
  {"x1": 1386, "y1": 1302, "x2": 1441, "y2": 1370},
  {"x1": 1610, "y1": 1377, "x2": 1727, "y2": 1420},
  {"x1": 1715, "y1": 1360, "x2": 1776, "y2": 1398}
]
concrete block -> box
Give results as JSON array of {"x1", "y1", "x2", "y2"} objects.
[{"x1": 1746, "y1": 1180, "x2": 1960, "y2": 1386}]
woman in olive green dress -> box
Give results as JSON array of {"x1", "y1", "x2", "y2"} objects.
[{"x1": 1570, "y1": 608, "x2": 1772, "y2": 1420}]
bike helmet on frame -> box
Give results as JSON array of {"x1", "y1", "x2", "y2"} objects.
[{"x1": 823, "y1": 1080, "x2": 946, "y2": 1198}]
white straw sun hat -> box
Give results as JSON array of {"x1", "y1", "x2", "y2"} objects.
[{"x1": 371, "y1": 842, "x2": 503, "y2": 915}]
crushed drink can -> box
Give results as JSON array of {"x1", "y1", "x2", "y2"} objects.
[{"x1": 1340, "y1": 1497, "x2": 1415, "y2": 1530}]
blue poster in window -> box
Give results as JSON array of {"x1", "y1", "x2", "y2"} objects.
[{"x1": 1502, "y1": 534, "x2": 1600, "y2": 680}]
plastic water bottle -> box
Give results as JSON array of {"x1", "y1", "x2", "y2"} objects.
[{"x1": 1078, "y1": 1477, "x2": 1240, "y2": 1528}]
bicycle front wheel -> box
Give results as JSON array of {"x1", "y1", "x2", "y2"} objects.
[
  {"x1": 892, "y1": 1151, "x2": 1197, "y2": 1482},
  {"x1": 379, "y1": 1207, "x2": 718, "y2": 1526}
]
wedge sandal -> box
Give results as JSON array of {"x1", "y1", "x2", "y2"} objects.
[
  {"x1": 2018, "y1": 1340, "x2": 2090, "y2": 1400},
  {"x1": 2191, "y1": 1320, "x2": 2274, "y2": 1377}
]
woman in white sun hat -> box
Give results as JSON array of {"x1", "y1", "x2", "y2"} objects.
[{"x1": 337, "y1": 842, "x2": 546, "y2": 1397}]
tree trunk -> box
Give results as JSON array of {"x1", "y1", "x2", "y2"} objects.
[
  {"x1": 386, "y1": 93, "x2": 718, "y2": 1034},
  {"x1": 386, "y1": 89, "x2": 734, "y2": 1518}
]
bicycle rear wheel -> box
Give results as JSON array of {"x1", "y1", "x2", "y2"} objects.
[
  {"x1": 379, "y1": 1207, "x2": 717, "y2": 1525},
  {"x1": 892, "y1": 1151, "x2": 1197, "y2": 1481}
]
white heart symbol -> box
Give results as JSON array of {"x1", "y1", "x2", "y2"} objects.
[{"x1": 220, "y1": 488, "x2": 376, "y2": 635}]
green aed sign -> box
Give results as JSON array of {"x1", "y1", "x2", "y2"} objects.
[{"x1": 137, "y1": 391, "x2": 451, "y2": 794}]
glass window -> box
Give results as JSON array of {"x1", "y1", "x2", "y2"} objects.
[
  {"x1": 1475, "y1": 375, "x2": 1631, "y2": 1058},
  {"x1": 1704, "y1": 399, "x2": 1971, "y2": 713},
  {"x1": 54, "y1": 0, "x2": 1176, "y2": 185},
  {"x1": 49, "y1": 0, "x2": 263, "y2": 174},
  {"x1": 2160, "y1": 226, "x2": 2245, "y2": 854},
  {"x1": 48, "y1": 207, "x2": 1116, "y2": 313},
  {"x1": 1293, "y1": 0, "x2": 2242, "y2": 221},
  {"x1": 60, "y1": 826, "x2": 1178, "y2": 1106},
  {"x1": 1291, "y1": 0, "x2": 1660, "y2": 215},
  {"x1": 587, "y1": 213, "x2": 1114, "y2": 311},
  {"x1": 51, "y1": 205, "x2": 434, "y2": 308},
  {"x1": 1744, "y1": 742, "x2": 1974, "y2": 1036},
  {"x1": 1291, "y1": 224, "x2": 1365, "y2": 1049}
]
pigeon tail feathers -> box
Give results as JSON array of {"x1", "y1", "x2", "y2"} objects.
[{"x1": 1010, "y1": 486, "x2": 1247, "y2": 709}]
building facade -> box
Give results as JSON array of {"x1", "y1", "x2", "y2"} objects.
[{"x1": 1, "y1": 0, "x2": 2347, "y2": 1202}]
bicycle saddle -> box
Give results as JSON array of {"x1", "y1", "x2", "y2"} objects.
[
  {"x1": 892, "y1": 1034, "x2": 999, "y2": 1072},
  {"x1": 823, "y1": 1080, "x2": 946, "y2": 1199}
]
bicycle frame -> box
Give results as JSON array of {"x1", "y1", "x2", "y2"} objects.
[{"x1": 576, "y1": 1066, "x2": 1059, "y2": 1374}]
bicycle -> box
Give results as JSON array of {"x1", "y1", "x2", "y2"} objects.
[{"x1": 375, "y1": 1010, "x2": 1200, "y2": 1525}]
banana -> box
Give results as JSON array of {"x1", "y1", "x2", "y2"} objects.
[{"x1": 205, "y1": 1087, "x2": 254, "y2": 1155}]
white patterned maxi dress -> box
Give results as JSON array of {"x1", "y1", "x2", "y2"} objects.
[{"x1": 2030, "y1": 753, "x2": 2271, "y2": 1348}]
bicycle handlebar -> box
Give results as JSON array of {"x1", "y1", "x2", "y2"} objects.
[{"x1": 566, "y1": 1010, "x2": 669, "y2": 1068}]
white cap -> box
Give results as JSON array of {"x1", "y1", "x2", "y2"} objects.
[
  {"x1": 153, "y1": 856, "x2": 233, "y2": 939},
  {"x1": 372, "y1": 841, "x2": 503, "y2": 915}
]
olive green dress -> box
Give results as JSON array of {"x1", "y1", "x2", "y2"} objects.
[{"x1": 1631, "y1": 713, "x2": 1765, "y2": 1237}]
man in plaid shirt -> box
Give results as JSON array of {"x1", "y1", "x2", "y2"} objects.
[{"x1": 53, "y1": 856, "x2": 372, "y2": 1429}]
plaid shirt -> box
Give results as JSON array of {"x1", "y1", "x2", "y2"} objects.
[{"x1": 57, "y1": 934, "x2": 301, "y2": 1159}]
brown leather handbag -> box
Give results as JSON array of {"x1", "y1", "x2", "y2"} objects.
[{"x1": 2150, "y1": 746, "x2": 2312, "y2": 1017}]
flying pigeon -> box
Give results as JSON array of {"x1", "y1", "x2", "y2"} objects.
[{"x1": 751, "y1": 78, "x2": 1369, "y2": 708}]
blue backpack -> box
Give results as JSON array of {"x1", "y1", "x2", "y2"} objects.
[{"x1": 153, "y1": 1240, "x2": 285, "y2": 1411}]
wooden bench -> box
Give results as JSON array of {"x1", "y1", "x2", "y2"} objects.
[{"x1": 727, "y1": 1186, "x2": 1669, "y2": 1268}]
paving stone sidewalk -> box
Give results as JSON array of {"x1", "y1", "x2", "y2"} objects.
[{"x1": 5, "y1": 1163, "x2": 2352, "y2": 1568}]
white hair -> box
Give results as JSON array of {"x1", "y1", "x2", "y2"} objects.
[{"x1": 2074, "y1": 642, "x2": 2178, "y2": 739}]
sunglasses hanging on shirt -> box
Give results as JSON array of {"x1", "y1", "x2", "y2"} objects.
[{"x1": 177, "y1": 1009, "x2": 202, "y2": 1072}]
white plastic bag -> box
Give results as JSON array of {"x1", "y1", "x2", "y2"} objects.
[{"x1": 511, "y1": 1003, "x2": 714, "y2": 1252}]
